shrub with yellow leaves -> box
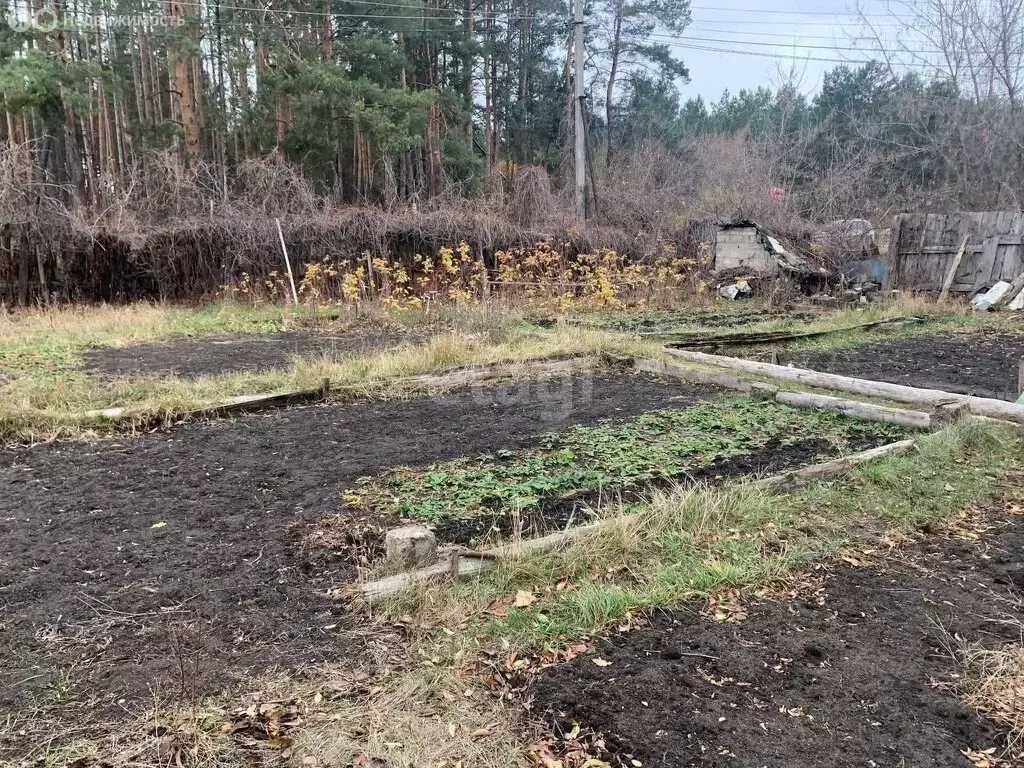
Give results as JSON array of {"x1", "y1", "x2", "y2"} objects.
[{"x1": 220, "y1": 239, "x2": 699, "y2": 311}]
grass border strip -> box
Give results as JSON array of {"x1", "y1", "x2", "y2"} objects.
[
  {"x1": 347, "y1": 437, "x2": 919, "y2": 606},
  {"x1": 387, "y1": 354, "x2": 600, "y2": 395}
]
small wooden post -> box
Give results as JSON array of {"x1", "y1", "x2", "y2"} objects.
[
  {"x1": 479, "y1": 250, "x2": 488, "y2": 309},
  {"x1": 1018, "y1": 357, "x2": 1024, "y2": 404},
  {"x1": 275, "y1": 217, "x2": 300, "y2": 306},
  {"x1": 16, "y1": 240, "x2": 29, "y2": 307},
  {"x1": 36, "y1": 245, "x2": 51, "y2": 306}
]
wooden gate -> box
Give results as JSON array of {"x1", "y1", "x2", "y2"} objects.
[{"x1": 887, "y1": 212, "x2": 1024, "y2": 293}]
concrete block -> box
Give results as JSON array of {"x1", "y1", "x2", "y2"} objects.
[{"x1": 385, "y1": 525, "x2": 438, "y2": 569}]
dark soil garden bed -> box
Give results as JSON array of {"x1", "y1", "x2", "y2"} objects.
[
  {"x1": 336, "y1": 395, "x2": 904, "y2": 553},
  {"x1": 532, "y1": 517, "x2": 1024, "y2": 767},
  {"x1": 0, "y1": 371, "x2": 721, "y2": 726},
  {"x1": 83, "y1": 330, "x2": 422, "y2": 377},
  {"x1": 792, "y1": 330, "x2": 1024, "y2": 400}
]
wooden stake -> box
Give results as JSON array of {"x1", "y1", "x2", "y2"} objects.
[
  {"x1": 275, "y1": 217, "x2": 300, "y2": 306},
  {"x1": 365, "y1": 252, "x2": 375, "y2": 298},
  {"x1": 35, "y1": 247, "x2": 48, "y2": 306},
  {"x1": 480, "y1": 251, "x2": 489, "y2": 308},
  {"x1": 938, "y1": 235, "x2": 968, "y2": 302},
  {"x1": 1018, "y1": 357, "x2": 1024, "y2": 404}
]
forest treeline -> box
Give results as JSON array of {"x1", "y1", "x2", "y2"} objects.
[
  {"x1": 0, "y1": 0, "x2": 1022, "y2": 302},
  {"x1": 2, "y1": 0, "x2": 1023, "y2": 219}
]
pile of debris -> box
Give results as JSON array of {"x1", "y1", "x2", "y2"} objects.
[
  {"x1": 807, "y1": 270, "x2": 891, "y2": 306},
  {"x1": 712, "y1": 220, "x2": 830, "y2": 300},
  {"x1": 969, "y1": 275, "x2": 1024, "y2": 311}
]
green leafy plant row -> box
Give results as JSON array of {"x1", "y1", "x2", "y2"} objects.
[{"x1": 344, "y1": 397, "x2": 907, "y2": 523}]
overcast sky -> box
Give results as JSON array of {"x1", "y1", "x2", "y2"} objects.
[{"x1": 671, "y1": 0, "x2": 904, "y2": 102}]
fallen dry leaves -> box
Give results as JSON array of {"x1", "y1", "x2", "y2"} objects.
[
  {"x1": 514, "y1": 590, "x2": 538, "y2": 608},
  {"x1": 837, "y1": 547, "x2": 878, "y2": 568},
  {"x1": 223, "y1": 698, "x2": 303, "y2": 755},
  {"x1": 962, "y1": 747, "x2": 1015, "y2": 767},
  {"x1": 526, "y1": 723, "x2": 612, "y2": 768},
  {"x1": 941, "y1": 507, "x2": 1003, "y2": 541},
  {"x1": 703, "y1": 588, "x2": 748, "y2": 623}
]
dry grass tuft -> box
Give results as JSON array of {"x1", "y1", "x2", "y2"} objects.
[
  {"x1": 294, "y1": 667, "x2": 526, "y2": 768},
  {"x1": 947, "y1": 626, "x2": 1024, "y2": 753}
]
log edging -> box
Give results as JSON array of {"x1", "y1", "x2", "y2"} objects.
[{"x1": 664, "y1": 348, "x2": 1024, "y2": 424}]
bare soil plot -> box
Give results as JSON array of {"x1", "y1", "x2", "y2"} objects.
[
  {"x1": 0, "y1": 372, "x2": 723, "y2": 727},
  {"x1": 792, "y1": 331, "x2": 1024, "y2": 400},
  {"x1": 82, "y1": 330, "x2": 422, "y2": 378},
  {"x1": 532, "y1": 518, "x2": 1024, "y2": 767}
]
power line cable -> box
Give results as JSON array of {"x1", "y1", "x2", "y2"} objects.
[
  {"x1": 688, "y1": 16, "x2": 906, "y2": 26},
  {"x1": 685, "y1": 24, "x2": 906, "y2": 40},
  {"x1": 689, "y1": 3, "x2": 909, "y2": 19},
  {"x1": 643, "y1": 38, "x2": 942, "y2": 68},
  {"x1": 643, "y1": 32, "x2": 946, "y2": 56}
]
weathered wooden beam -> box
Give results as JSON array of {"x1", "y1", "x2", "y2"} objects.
[
  {"x1": 351, "y1": 523, "x2": 604, "y2": 605},
  {"x1": 83, "y1": 380, "x2": 333, "y2": 423},
  {"x1": 938, "y1": 235, "x2": 969, "y2": 302},
  {"x1": 774, "y1": 391, "x2": 932, "y2": 430},
  {"x1": 76, "y1": 355, "x2": 601, "y2": 429},
  {"x1": 914, "y1": 244, "x2": 984, "y2": 255},
  {"x1": 664, "y1": 349, "x2": 1024, "y2": 424},
  {"x1": 745, "y1": 439, "x2": 917, "y2": 491}
]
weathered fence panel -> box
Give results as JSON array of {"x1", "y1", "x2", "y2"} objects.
[{"x1": 888, "y1": 212, "x2": 1024, "y2": 292}]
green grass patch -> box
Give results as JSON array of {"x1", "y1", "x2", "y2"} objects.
[{"x1": 346, "y1": 397, "x2": 906, "y2": 525}]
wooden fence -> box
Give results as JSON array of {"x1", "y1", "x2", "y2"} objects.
[{"x1": 888, "y1": 212, "x2": 1024, "y2": 293}]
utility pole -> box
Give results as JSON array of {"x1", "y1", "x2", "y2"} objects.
[{"x1": 572, "y1": 0, "x2": 586, "y2": 220}]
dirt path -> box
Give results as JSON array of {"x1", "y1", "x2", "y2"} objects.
[
  {"x1": 0, "y1": 372, "x2": 720, "y2": 728},
  {"x1": 533, "y1": 517, "x2": 1024, "y2": 767},
  {"x1": 793, "y1": 330, "x2": 1024, "y2": 400},
  {"x1": 82, "y1": 330, "x2": 422, "y2": 378}
]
